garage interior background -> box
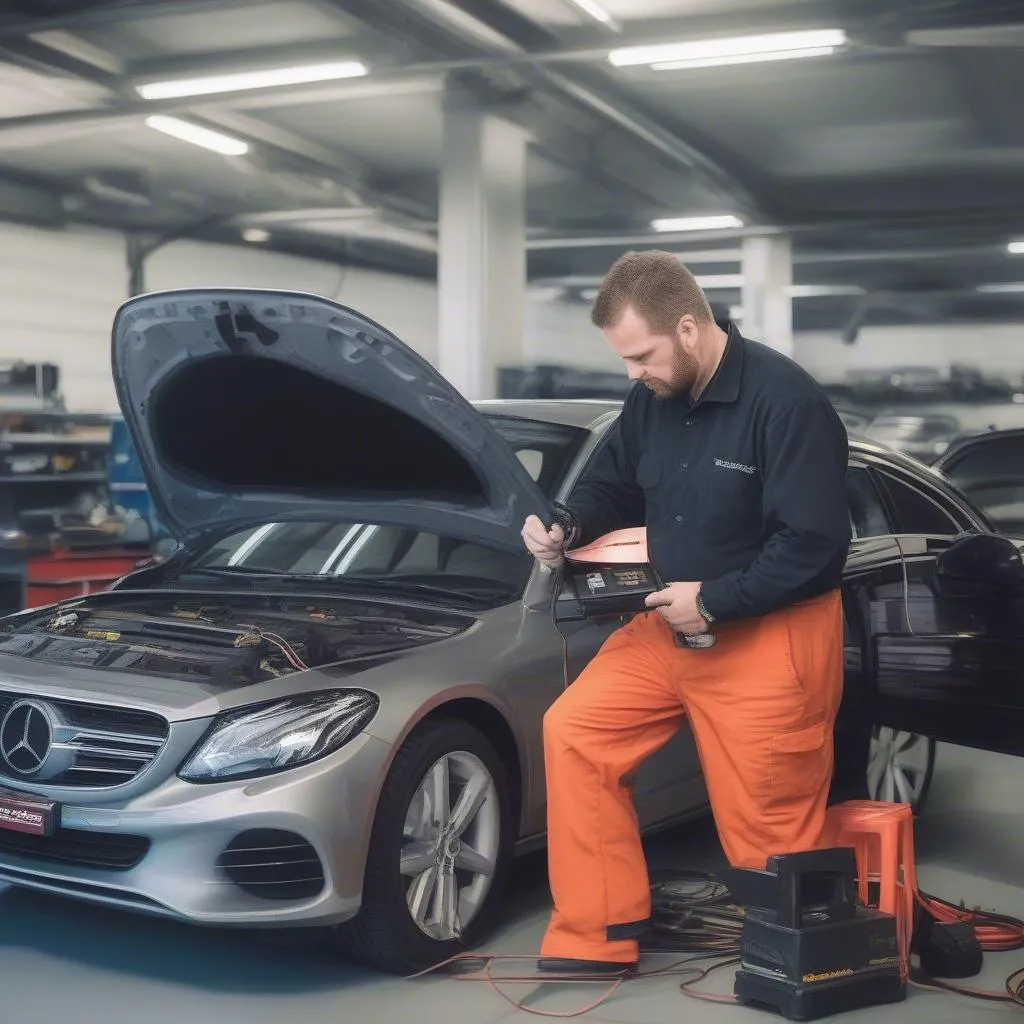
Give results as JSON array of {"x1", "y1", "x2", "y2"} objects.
[{"x1": 1, "y1": 0, "x2": 1023, "y2": 414}]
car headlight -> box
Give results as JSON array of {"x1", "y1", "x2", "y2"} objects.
[{"x1": 178, "y1": 690, "x2": 379, "y2": 783}]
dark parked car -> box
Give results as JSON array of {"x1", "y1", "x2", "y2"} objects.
[
  {"x1": 865, "y1": 411, "x2": 962, "y2": 462},
  {"x1": 0, "y1": 290, "x2": 1019, "y2": 977},
  {"x1": 933, "y1": 428, "x2": 1024, "y2": 537}
]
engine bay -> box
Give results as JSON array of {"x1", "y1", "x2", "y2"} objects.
[{"x1": 0, "y1": 593, "x2": 471, "y2": 684}]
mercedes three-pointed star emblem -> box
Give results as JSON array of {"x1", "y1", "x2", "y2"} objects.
[{"x1": 0, "y1": 701, "x2": 55, "y2": 775}]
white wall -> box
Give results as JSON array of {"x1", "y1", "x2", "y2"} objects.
[
  {"x1": 0, "y1": 222, "x2": 127, "y2": 414},
  {"x1": 523, "y1": 297, "x2": 620, "y2": 371},
  {"x1": 525, "y1": 296, "x2": 1024, "y2": 383},
  {"x1": 2, "y1": 217, "x2": 1022, "y2": 413},
  {"x1": 0, "y1": 222, "x2": 438, "y2": 413},
  {"x1": 793, "y1": 324, "x2": 1024, "y2": 382}
]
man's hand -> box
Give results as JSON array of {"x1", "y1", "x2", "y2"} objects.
[
  {"x1": 521, "y1": 514, "x2": 566, "y2": 569},
  {"x1": 645, "y1": 581, "x2": 708, "y2": 634}
]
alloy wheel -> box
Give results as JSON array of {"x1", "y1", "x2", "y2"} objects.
[
  {"x1": 400, "y1": 750, "x2": 501, "y2": 941},
  {"x1": 867, "y1": 726, "x2": 934, "y2": 810}
]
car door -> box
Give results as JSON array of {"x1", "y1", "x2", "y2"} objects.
[
  {"x1": 872, "y1": 461, "x2": 1024, "y2": 756},
  {"x1": 833, "y1": 462, "x2": 908, "y2": 789}
]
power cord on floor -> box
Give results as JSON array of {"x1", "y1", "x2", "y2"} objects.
[
  {"x1": 909, "y1": 888, "x2": 1024, "y2": 1008},
  {"x1": 407, "y1": 870, "x2": 744, "y2": 1017},
  {"x1": 410, "y1": 872, "x2": 1024, "y2": 1016}
]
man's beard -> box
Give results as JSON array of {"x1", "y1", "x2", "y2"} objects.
[{"x1": 643, "y1": 341, "x2": 699, "y2": 399}]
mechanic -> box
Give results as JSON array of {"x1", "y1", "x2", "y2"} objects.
[{"x1": 521, "y1": 250, "x2": 851, "y2": 975}]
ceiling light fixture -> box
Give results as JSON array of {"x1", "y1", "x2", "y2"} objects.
[
  {"x1": 651, "y1": 46, "x2": 837, "y2": 71},
  {"x1": 609, "y1": 29, "x2": 847, "y2": 70},
  {"x1": 564, "y1": 0, "x2": 617, "y2": 28},
  {"x1": 136, "y1": 60, "x2": 368, "y2": 100},
  {"x1": 651, "y1": 214, "x2": 744, "y2": 232},
  {"x1": 977, "y1": 282, "x2": 1024, "y2": 293},
  {"x1": 242, "y1": 228, "x2": 271, "y2": 243},
  {"x1": 1008, "y1": 241, "x2": 1024, "y2": 255},
  {"x1": 145, "y1": 115, "x2": 249, "y2": 156},
  {"x1": 695, "y1": 274, "x2": 744, "y2": 289}
]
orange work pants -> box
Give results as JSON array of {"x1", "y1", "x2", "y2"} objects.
[{"x1": 540, "y1": 590, "x2": 843, "y2": 964}]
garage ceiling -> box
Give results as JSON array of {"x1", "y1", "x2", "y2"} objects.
[{"x1": 1, "y1": 0, "x2": 1024, "y2": 332}]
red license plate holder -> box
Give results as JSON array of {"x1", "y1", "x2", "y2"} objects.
[{"x1": 0, "y1": 787, "x2": 56, "y2": 836}]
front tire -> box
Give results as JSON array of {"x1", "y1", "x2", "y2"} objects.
[{"x1": 334, "y1": 718, "x2": 514, "y2": 975}]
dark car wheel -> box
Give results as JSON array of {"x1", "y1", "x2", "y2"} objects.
[
  {"x1": 866, "y1": 726, "x2": 936, "y2": 814},
  {"x1": 334, "y1": 718, "x2": 514, "y2": 975}
]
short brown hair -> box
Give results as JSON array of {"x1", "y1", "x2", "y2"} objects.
[{"x1": 590, "y1": 250, "x2": 714, "y2": 334}]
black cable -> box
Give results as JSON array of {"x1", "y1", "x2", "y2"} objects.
[
  {"x1": 647, "y1": 870, "x2": 744, "y2": 955},
  {"x1": 548, "y1": 560, "x2": 571, "y2": 689}
]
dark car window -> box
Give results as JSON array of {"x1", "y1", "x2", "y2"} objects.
[
  {"x1": 483, "y1": 415, "x2": 588, "y2": 497},
  {"x1": 847, "y1": 466, "x2": 892, "y2": 538},
  {"x1": 940, "y1": 435, "x2": 1024, "y2": 535},
  {"x1": 874, "y1": 470, "x2": 961, "y2": 536}
]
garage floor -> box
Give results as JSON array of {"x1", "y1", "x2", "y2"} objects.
[{"x1": 1, "y1": 744, "x2": 1022, "y2": 1024}]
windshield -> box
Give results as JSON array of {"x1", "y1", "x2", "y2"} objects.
[
  {"x1": 177, "y1": 413, "x2": 588, "y2": 603},
  {"x1": 184, "y1": 521, "x2": 533, "y2": 602}
]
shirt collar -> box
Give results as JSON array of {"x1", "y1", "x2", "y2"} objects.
[{"x1": 698, "y1": 320, "x2": 744, "y2": 405}]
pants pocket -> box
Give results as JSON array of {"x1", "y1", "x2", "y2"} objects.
[
  {"x1": 767, "y1": 720, "x2": 832, "y2": 807},
  {"x1": 783, "y1": 592, "x2": 843, "y2": 699}
]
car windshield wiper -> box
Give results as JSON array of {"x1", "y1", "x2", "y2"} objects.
[
  {"x1": 340, "y1": 575, "x2": 516, "y2": 604},
  {"x1": 182, "y1": 566, "x2": 512, "y2": 605}
]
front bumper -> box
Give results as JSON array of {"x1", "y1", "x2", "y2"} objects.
[{"x1": 0, "y1": 730, "x2": 392, "y2": 928}]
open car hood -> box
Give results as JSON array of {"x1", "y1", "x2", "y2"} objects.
[{"x1": 111, "y1": 289, "x2": 552, "y2": 551}]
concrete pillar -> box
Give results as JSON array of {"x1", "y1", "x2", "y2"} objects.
[
  {"x1": 741, "y1": 235, "x2": 793, "y2": 355},
  {"x1": 437, "y1": 90, "x2": 528, "y2": 399}
]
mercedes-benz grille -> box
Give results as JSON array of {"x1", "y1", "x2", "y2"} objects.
[{"x1": 0, "y1": 691, "x2": 169, "y2": 788}]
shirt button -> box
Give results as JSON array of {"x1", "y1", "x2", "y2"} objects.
[
  {"x1": 674, "y1": 514, "x2": 683, "y2": 524},
  {"x1": 680, "y1": 461, "x2": 689, "y2": 470}
]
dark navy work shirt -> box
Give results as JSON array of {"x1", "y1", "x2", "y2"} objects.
[{"x1": 567, "y1": 321, "x2": 851, "y2": 623}]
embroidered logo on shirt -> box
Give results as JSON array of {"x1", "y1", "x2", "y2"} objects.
[{"x1": 714, "y1": 458, "x2": 757, "y2": 474}]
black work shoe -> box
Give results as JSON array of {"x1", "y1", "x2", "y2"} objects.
[{"x1": 536, "y1": 958, "x2": 637, "y2": 975}]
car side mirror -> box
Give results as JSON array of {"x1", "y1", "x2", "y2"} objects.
[{"x1": 935, "y1": 532, "x2": 1024, "y2": 599}]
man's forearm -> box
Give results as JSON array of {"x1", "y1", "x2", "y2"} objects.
[{"x1": 699, "y1": 527, "x2": 848, "y2": 622}]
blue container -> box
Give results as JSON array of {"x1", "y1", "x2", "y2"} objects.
[{"x1": 107, "y1": 417, "x2": 169, "y2": 541}]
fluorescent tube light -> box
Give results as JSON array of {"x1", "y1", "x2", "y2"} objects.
[
  {"x1": 145, "y1": 116, "x2": 249, "y2": 156},
  {"x1": 786, "y1": 284, "x2": 866, "y2": 298},
  {"x1": 609, "y1": 29, "x2": 846, "y2": 69},
  {"x1": 651, "y1": 215, "x2": 744, "y2": 232},
  {"x1": 242, "y1": 228, "x2": 271, "y2": 243},
  {"x1": 977, "y1": 282, "x2": 1024, "y2": 294},
  {"x1": 136, "y1": 61, "x2": 368, "y2": 100},
  {"x1": 695, "y1": 274, "x2": 744, "y2": 289},
  {"x1": 1008, "y1": 241, "x2": 1024, "y2": 255},
  {"x1": 565, "y1": 0, "x2": 617, "y2": 27},
  {"x1": 651, "y1": 46, "x2": 837, "y2": 71}
]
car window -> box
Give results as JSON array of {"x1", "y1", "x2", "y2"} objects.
[
  {"x1": 847, "y1": 466, "x2": 892, "y2": 538},
  {"x1": 874, "y1": 470, "x2": 961, "y2": 536},
  {"x1": 483, "y1": 415, "x2": 587, "y2": 497},
  {"x1": 188, "y1": 521, "x2": 532, "y2": 597},
  {"x1": 940, "y1": 435, "x2": 1024, "y2": 534}
]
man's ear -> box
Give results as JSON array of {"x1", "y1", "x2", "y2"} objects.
[{"x1": 675, "y1": 314, "x2": 700, "y2": 349}]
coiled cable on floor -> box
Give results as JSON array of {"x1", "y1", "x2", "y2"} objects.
[
  {"x1": 409, "y1": 870, "x2": 744, "y2": 1016},
  {"x1": 647, "y1": 871, "x2": 744, "y2": 955},
  {"x1": 916, "y1": 888, "x2": 1024, "y2": 952},
  {"x1": 909, "y1": 889, "x2": 1024, "y2": 1008}
]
